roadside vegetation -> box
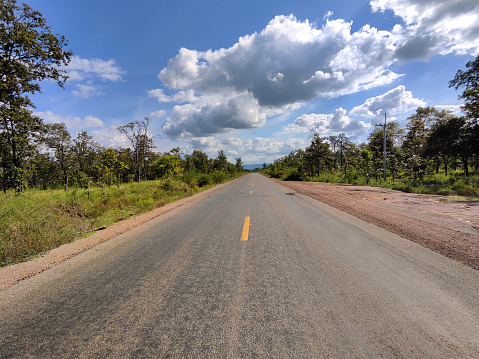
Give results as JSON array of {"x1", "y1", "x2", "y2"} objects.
[
  {"x1": 262, "y1": 106, "x2": 479, "y2": 196},
  {"x1": 262, "y1": 54, "x2": 479, "y2": 197},
  {"x1": 0, "y1": 163, "x2": 245, "y2": 267}
]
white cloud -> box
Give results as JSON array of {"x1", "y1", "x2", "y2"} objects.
[
  {"x1": 72, "y1": 84, "x2": 104, "y2": 99},
  {"x1": 162, "y1": 92, "x2": 266, "y2": 139},
  {"x1": 349, "y1": 85, "x2": 426, "y2": 121},
  {"x1": 66, "y1": 56, "x2": 125, "y2": 82},
  {"x1": 35, "y1": 111, "x2": 104, "y2": 129},
  {"x1": 64, "y1": 56, "x2": 125, "y2": 98},
  {"x1": 155, "y1": 15, "x2": 403, "y2": 139},
  {"x1": 159, "y1": 16, "x2": 400, "y2": 108},
  {"x1": 370, "y1": 0, "x2": 479, "y2": 58},
  {"x1": 89, "y1": 125, "x2": 130, "y2": 149},
  {"x1": 149, "y1": 110, "x2": 166, "y2": 119},
  {"x1": 434, "y1": 104, "x2": 463, "y2": 115},
  {"x1": 154, "y1": 3, "x2": 478, "y2": 140},
  {"x1": 284, "y1": 108, "x2": 371, "y2": 138}
]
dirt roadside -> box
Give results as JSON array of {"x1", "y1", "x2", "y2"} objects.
[{"x1": 276, "y1": 179, "x2": 479, "y2": 271}]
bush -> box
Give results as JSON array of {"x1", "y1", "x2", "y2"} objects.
[
  {"x1": 197, "y1": 173, "x2": 213, "y2": 187},
  {"x1": 212, "y1": 170, "x2": 227, "y2": 184},
  {"x1": 283, "y1": 171, "x2": 303, "y2": 181}
]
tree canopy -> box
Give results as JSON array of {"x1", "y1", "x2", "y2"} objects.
[{"x1": 0, "y1": 0, "x2": 72, "y2": 191}]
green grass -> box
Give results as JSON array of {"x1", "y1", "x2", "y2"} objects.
[
  {"x1": 264, "y1": 168, "x2": 479, "y2": 197},
  {"x1": 0, "y1": 174, "x2": 239, "y2": 267}
]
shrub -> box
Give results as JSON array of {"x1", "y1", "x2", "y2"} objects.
[{"x1": 197, "y1": 173, "x2": 213, "y2": 187}]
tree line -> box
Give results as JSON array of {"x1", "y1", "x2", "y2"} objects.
[{"x1": 4, "y1": 115, "x2": 244, "y2": 192}]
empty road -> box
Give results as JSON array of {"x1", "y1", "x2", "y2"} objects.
[{"x1": 1, "y1": 173, "x2": 478, "y2": 358}]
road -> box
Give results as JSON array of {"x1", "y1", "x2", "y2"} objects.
[{"x1": 1, "y1": 173, "x2": 478, "y2": 358}]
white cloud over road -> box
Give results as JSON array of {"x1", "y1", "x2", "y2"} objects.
[{"x1": 140, "y1": 0, "x2": 479, "y2": 162}]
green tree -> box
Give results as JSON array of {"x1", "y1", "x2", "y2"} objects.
[
  {"x1": 185, "y1": 150, "x2": 210, "y2": 174},
  {"x1": 213, "y1": 150, "x2": 228, "y2": 172},
  {"x1": 449, "y1": 55, "x2": 479, "y2": 174},
  {"x1": 304, "y1": 134, "x2": 333, "y2": 176},
  {"x1": 235, "y1": 157, "x2": 243, "y2": 172},
  {"x1": 40, "y1": 123, "x2": 72, "y2": 190},
  {"x1": 150, "y1": 153, "x2": 182, "y2": 180},
  {"x1": 0, "y1": 0, "x2": 71, "y2": 190},
  {"x1": 449, "y1": 55, "x2": 479, "y2": 120},
  {"x1": 367, "y1": 122, "x2": 404, "y2": 180}
]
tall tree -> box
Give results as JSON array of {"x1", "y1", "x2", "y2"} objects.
[
  {"x1": 0, "y1": 0, "x2": 71, "y2": 190},
  {"x1": 117, "y1": 117, "x2": 154, "y2": 182},
  {"x1": 450, "y1": 55, "x2": 479, "y2": 173},
  {"x1": 304, "y1": 134, "x2": 333, "y2": 176}
]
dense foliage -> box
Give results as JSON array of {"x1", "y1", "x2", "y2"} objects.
[{"x1": 0, "y1": 0, "x2": 71, "y2": 191}]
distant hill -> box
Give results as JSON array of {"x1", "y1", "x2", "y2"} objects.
[{"x1": 243, "y1": 163, "x2": 269, "y2": 170}]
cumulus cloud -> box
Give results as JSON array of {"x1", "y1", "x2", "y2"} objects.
[
  {"x1": 162, "y1": 92, "x2": 266, "y2": 139},
  {"x1": 156, "y1": 15, "x2": 404, "y2": 139},
  {"x1": 35, "y1": 111, "x2": 104, "y2": 129},
  {"x1": 370, "y1": 0, "x2": 479, "y2": 58},
  {"x1": 434, "y1": 104, "x2": 463, "y2": 115},
  {"x1": 349, "y1": 85, "x2": 426, "y2": 120},
  {"x1": 159, "y1": 16, "x2": 400, "y2": 107},
  {"x1": 284, "y1": 108, "x2": 371, "y2": 138},
  {"x1": 72, "y1": 84, "x2": 104, "y2": 99},
  {"x1": 89, "y1": 125, "x2": 130, "y2": 148},
  {"x1": 154, "y1": 1, "x2": 478, "y2": 140},
  {"x1": 149, "y1": 110, "x2": 166, "y2": 119}
]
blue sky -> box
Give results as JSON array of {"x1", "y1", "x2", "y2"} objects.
[{"x1": 25, "y1": 0, "x2": 479, "y2": 164}]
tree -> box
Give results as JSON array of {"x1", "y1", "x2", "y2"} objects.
[
  {"x1": 235, "y1": 158, "x2": 243, "y2": 171},
  {"x1": 367, "y1": 122, "x2": 404, "y2": 180},
  {"x1": 150, "y1": 154, "x2": 182, "y2": 180},
  {"x1": 0, "y1": 0, "x2": 71, "y2": 190},
  {"x1": 40, "y1": 123, "x2": 72, "y2": 190},
  {"x1": 117, "y1": 117, "x2": 154, "y2": 182},
  {"x1": 185, "y1": 150, "x2": 210, "y2": 174},
  {"x1": 304, "y1": 134, "x2": 333, "y2": 176},
  {"x1": 449, "y1": 55, "x2": 479, "y2": 120},
  {"x1": 213, "y1": 150, "x2": 228, "y2": 172}
]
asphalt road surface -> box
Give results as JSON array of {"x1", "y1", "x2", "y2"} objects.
[{"x1": 1, "y1": 174, "x2": 478, "y2": 358}]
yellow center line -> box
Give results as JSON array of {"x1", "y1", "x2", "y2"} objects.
[{"x1": 241, "y1": 216, "x2": 250, "y2": 241}]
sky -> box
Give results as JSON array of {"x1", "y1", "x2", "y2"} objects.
[{"x1": 23, "y1": 0, "x2": 479, "y2": 164}]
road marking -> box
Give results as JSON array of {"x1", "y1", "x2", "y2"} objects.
[{"x1": 241, "y1": 217, "x2": 250, "y2": 241}]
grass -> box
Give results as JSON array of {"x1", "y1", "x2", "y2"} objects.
[{"x1": 0, "y1": 174, "x2": 239, "y2": 267}]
